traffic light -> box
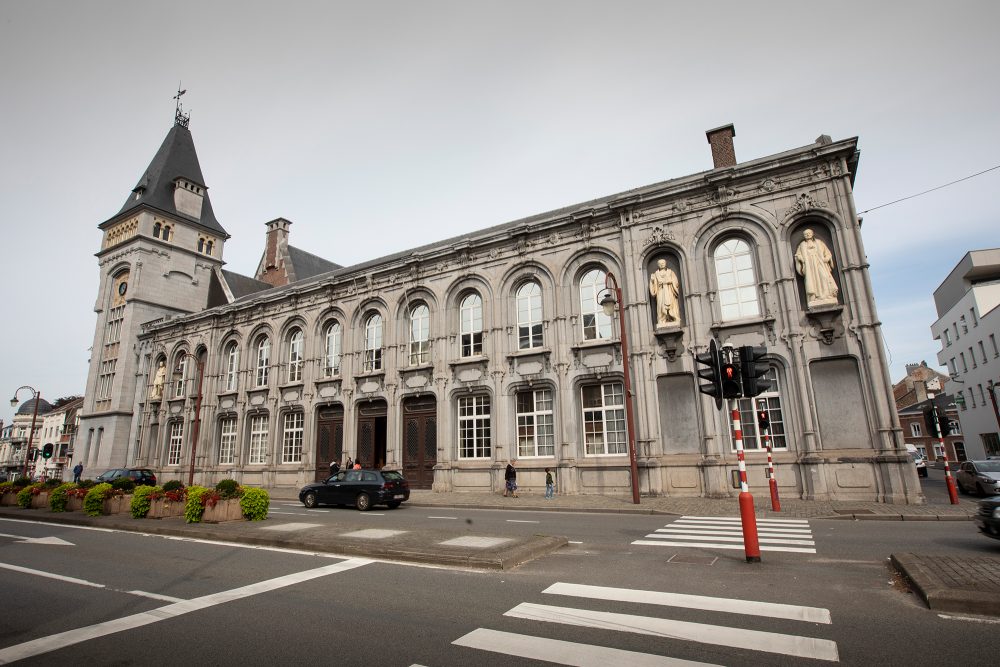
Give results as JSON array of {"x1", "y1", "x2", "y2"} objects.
[
  {"x1": 42, "y1": 443, "x2": 54, "y2": 459},
  {"x1": 720, "y1": 360, "x2": 742, "y2": 399},
  {"x1": 739, "y1": 345, "x2": 770, "y2": 397},
  {"x1": 939, "y1": 417, "x2": 951, "y2": 437},
  {"x1": 695, "y1": 338, "x2": 723, "y2": 410},
  {"x1": 756, "y1": 407, "x2": 770, "y2": 431},
  {"x1": 923, "y1": 407, "x2": 936, "y2": 436}
]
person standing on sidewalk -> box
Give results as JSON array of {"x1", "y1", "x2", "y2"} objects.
[
  {"x1": 504, "y1": 459, "x2": 518, "y2": 497},
  {"x1": 544, "y1": 467, "x2": 554, "y2": 499}
]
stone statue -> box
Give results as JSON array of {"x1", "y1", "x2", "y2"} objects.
[
  {"x1": 150, "y1": 360, "x2": 166, "y2": 400},
  {"x1": 794, "y1": 228, "x2": 839, "y2": 307},
  {"x1": 648, "y1": 258, "x2": 681, "y2": 327}
]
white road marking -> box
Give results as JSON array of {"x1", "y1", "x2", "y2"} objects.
[
  {"x1": 127, "y1": 590, "x2": 186, "y2": 603},
  {"x1": 671, "y1": 524, "x2": 812, "y2": 534},
  {"x1": 506, "y1": 519, "x2": 540, "y2": 524},
  {"x1": 658, "y1": 528, "x2": 813, "y2": 538},
  {"x1": 0, "y1": 558, "x2": 372, "y2": 664},
  {"x1": 428, "y1": 516, "x2": 458, "y2": 520},
  {"x1": 362, "y1": 513, "x2": 386, "y2": 516},
  {"x1": 341, "y1": 529, "x2": 407, "y2": 539},
  {"x1": 0, "y1": 562, "x2": 105, "y2": 588},
  {"x1": 681, "y1": 516, "x2": 809, "y2": 524},
  {"x1": 504, "y1": 602, "x2": 839, "y2": 662},
  {"x1": 632, "y1": 540, "x2": 817, "y2": 553},
  {"x1": 0, "y1": 532, "x2": 75, "y2": 545},
  {"x1": 938, "y1": 613, "x2": 1000, "y2": 624},
  {"x1": 543, "y1": 582, "x2": 831, "y2": 624},
  {"x1": 267, "y1": 510, "x2": 305, "y2": 515},
  {"x1": 646, "y1": 533, "x2": 815, "y2": 546},
  {"x1": 260, "y1": 522, "x2": 322, "y2": 531},
  {"x1": 0, "y1": 517, "x2": 116, "y2": 534},
  {"x1": 454, "y1": 628, "x2": 719, "y2": 667},
  {"x1": 568, "y1": 541, "x2": 583, "y2": 544}
]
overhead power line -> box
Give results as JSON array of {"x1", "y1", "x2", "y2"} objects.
[{"x1": 858, "y1": 164, "x2": 1000, "y2": 214}]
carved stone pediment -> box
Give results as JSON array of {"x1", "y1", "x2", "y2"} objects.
[{"x1": 506, "y1": 348, "x2": 551, "y2": 377}]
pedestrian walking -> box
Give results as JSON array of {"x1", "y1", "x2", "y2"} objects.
[
  {"x1": 545, "y1": 467, "x2": 555, "y2": 499},
  {"x1": 346, "y1": 456, "x2": 354, "y2": 470},
  {"x1": 72, "y1": 462, "x2": 83, "y2": 483},
  {"x1": 504, "y1": 459, "x2": 518, "y2": 498}
]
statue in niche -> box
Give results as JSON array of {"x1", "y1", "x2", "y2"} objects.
[
  {"x1": 648, "y1": 258, "x2": 681, "y2": 327},
  {"x1": 794, "y1": 228, "x2": 839, "y2": 307},
  {"x1": 150, "y1": 360, "x2": 166, "y2": 400}
]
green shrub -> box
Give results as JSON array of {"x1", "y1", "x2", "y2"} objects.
[
  {"x1": 49, "y1": 483, "x2": 77, "y2": 512},
  {"x1": 240, "y1": 487, "x2": 270, "y2": 521},
  {"x1": 130, "y1": 485, "x2": 161, "y2": 519},
  {"x1": 110, "y1": 477, "x2": 135, "y2": 493},
  {"x1": 83, "y1": 483, "x2": 113, "y2": 516},
  {"x1": 11, "y1": 477, "x2": 31, "y2": 487},
  {"x1": 78, "y1": 479, "x2": 96, "y2": 489},
  {"x1": 184, "y1": 486, "x2": 210, "y2": 523},
  {"x1": 0, "y1": 481, "x2": 15, "y2": 495},
  {"x1": 17, "y1": 483, "x2": 44, "y2": 508},
  {"x1": 162, "y1": 479, "x2": 185, "y2": 492},
  {"x1": 215, "y1": 479, "x2": 241, "y2": 499},
  {"x1": 44, "y1": 478, "x2": 62, "y2": 488}
]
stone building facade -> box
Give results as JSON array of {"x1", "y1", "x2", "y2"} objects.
[{"x1": 78, "y1": 116, "x2": 922, "y2": 503}]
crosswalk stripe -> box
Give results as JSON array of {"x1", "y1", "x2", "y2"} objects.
[
  {"x1": 658, "y1": 528, "x2": 813, "y2": 537},
  {"x1": 645, "y1": 533, "x2": 815, "y2": 546},
  {"x1": 504, "y1": 602, "x2": 839, "y2": 662},
  {"x1": 453, "y1": 628, "x2": 719, "y2": 667},
  {"x1": 671, "y1": 523, "x2": 812, "y2": 534},
  {"x1": 680, "y1": 516, "x2": 808, "y2": 524},
  {"x1": 542, "y1": 583, "x2": 832, "y2": 624},
  {"x1": 632, "y1": 540, "x2": 817, "y2": 553}
]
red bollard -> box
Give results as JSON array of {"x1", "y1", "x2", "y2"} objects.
[
  {"x1": 943, "y1": 453, "x2": 960, "y2": 505},
  {"x1": 732, "y1": 406, "x2": 761, "y2": 563},
  {"x1": 766, "y1": 443, "x2": 781, "y2": 512}
]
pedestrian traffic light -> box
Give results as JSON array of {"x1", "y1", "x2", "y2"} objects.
[
  {"x1": 720, "y1": 360, "x2": 742, "y2": 399},
  {"x1": 756, "y1": 407, "x2": 770, "y2": 431},
  {"x1": 739, "y1": 345, "x2": 770, "y2": 397},
  {"x1": 695, "y1": 338, "x2": 723, "y2": 410},
  {"x1": 42, "y1": 443, "x2": 54, "y2": 459}
]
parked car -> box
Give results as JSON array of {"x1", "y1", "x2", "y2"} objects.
[
  {"x1": 975, "y1": 496, "x2": 1000, "y2": 541},
  {"x1": 299, "y1": 469, "x2": 409, "y2": 511},
  {"x1": 955, "y1": 460, "x2": 1000, "y2": 496},
  {"x1": 95, "y1": 467, "x2": 157, "y2": 487}
]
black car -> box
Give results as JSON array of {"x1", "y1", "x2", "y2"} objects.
[
  {"x1": 975, "y1": 496, "x2": 1000, "y2": 541},
  {"x1": 95, "y1": 467, "x2": 157, "y2": 487},
  {"x1": 299, "y1": 469, "x2": 410, "y2": 511}
]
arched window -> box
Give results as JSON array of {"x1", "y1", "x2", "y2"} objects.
[
  {"x1": 206, "y1": 240, "x2": 214, "y2": 256},
  {"x1": 364, "y1": 313, "x2": 383, "y2": 372},
  {"x1": 224, "y1": 342, "x2": 239, "y2": 392},
  {"x1": 218, "y1": 416, "x2": 237, "y2": 464},
  {"x1": 172, "y1": 353, "x2": 187, "y2": 398},
  {"x1": 197, "y1": 238, "x2": 205, "y2": 253},
  {"x1": 731, "y1": 367, "x2": 787, "y2": 450},
  {"x1": 286, "y1": 329, "x2": 303, "y2": 383},
  {"x1": 324, "y1": 321, "x2": 342, "y2": 376},
  {"x1": 409, "y1": 304, "x2": 430, "y2": 365},
  {"x1": 162, "y1": 225, "x2": 172, "y2": 242},
  {"x1": 153, "y1": 222, "x2": 161, "y2": 239},
  {"x1": 714, "y1": 238, "x2": 760, "y2": 321},
  {"x1": 460, "y1": 293, "x2": 483, "y2": 357},
  {"x1": 517, "y1": 282, "x2": 543, "y2": 349},
  {"x1": 580, "y1": 269, "x2": 611, "y2": 341},
  {"x1": 247, "y1": 413, "x2": 268, "y2": 464},
  {"x1": 255, "y1": 336, "x2": 271, "y2": 387}
]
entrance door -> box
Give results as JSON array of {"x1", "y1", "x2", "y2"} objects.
[
  {"x1": 402, "y1": 396, "x2": 437, "y2": 489},
  {"x1": 315, "y1": 406, "x2": 344, "y2": 482},
  {"x1": 356, "y1": 400, "x2": 387, "y2": 469}
]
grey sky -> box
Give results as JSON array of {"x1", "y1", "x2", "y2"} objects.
[{"x1": 2, "y1": 0, "x2": 998, "y2": 424}]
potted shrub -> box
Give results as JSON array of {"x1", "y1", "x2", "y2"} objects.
[
  {"x1": 29, "y1": 479, "x2": 62, "y2": 509},
  {"x1": 146, "y1": 481, "x2": 186, "y2": 519},
  {"x1": 49, "y1": 482, "x2": 78, "y2": 512},
  {"x1": 83, "y1": 483, "x2": 113, "y2": 516},
  {"x1": 66, "y1": 480, "x2": 94, "y2": 512},
  {"x1": 130, "y1": 485, "x2": 159, "y2": 519},
  {"x1": 240, "y1": 487, "x2": 270, "y2": 521},
  {"x1": 201, "y1": 479, "x2": 244, "y2": 523},
  {"x1": 0, "y1": 480, "x2": 25, "y2": 506}
]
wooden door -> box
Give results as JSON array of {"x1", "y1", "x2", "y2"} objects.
[
  {"x1": 315, "y1": 406, "x2": 344, "y2": 482},
  {"x1": 402, "y1": 397, "x2": 437, "y2": 489}
]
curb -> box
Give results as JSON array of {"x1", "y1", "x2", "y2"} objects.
[{"x1": 891, "y1": 552, "x2": 1000, "y2": 616}]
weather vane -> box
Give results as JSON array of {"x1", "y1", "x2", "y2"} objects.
[{"x1": 173, "y1": 83, "x2": 190, "y2": 128}]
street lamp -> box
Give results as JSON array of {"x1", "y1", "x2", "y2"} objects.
[
  {"x1": 175, "y1": 352, "x2": 206, "y2": 486},
  {"x1": 10, "y1": 386, "x2": 41, "y2": 480},
  {"x1": 599, "y1": 272, "x2": 641, "y2": 505}
]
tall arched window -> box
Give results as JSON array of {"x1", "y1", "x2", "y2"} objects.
[
  {"x1": 324, "y1": 321, "x2": 342, "y2": 376},
  {"x1": 731, "y1": 367, "x2": 787, "y2": 450},
  {"x1": 224, "y1": 342, "x2": 239, "y2": 392},
  {"x1": 517, "y1": 282, "x2": 543, "y2": 349},
  {"x1": 286, "y1": 329, "x2": 303, "y2": 383},
  {"x1": 172, "y1": 353, "x2": 187, "y2": 398},
  {"x1": 153, "y1": 222, "x2": 162, "y2": 239},
  {"x1": 580, "y1": 268, "x2": 611, "y2": 341},
  {"x1": 460, "y1": 293, "x2": 484, "y2": 357},
  {"x1": 714, "y1": 238, "x2": 760, "y2": 321},
  {"x1": 255, "y1": 336, "x2": 270, "y2": 387},
  {"x1": 409, "y1": 304, "x2": 430, "y2": 365},
  {"x1": 364, "y1": 313, "x2": 383, "y2": 372}
]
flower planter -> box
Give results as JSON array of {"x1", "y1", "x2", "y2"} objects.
[
  {"x1": 102, "y1": 494, "x2": 133, "y2": 515},
  {"x1": 0, "y1": 492, "x2": 19, "y2": 507},
  {"x1": 30, "y1": 492, "x2": 50, "y2": 509},
  {"x1": 147, "y1": 498, "x2": 186, "y2": 519},
  {"x1": 201, "y1": 498, "x2": 244, "y2": 523},
  {"x1": 66, "y1": 496, "x2": 84, "y2": 512}
]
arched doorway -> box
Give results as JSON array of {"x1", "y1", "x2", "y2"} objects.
[
  {"x1": 315, "y1": 405, "x2": 344, "y2": 481},
  {"x1": 402, "y1": 395, "x2": 437, "y2": 489},
  {"x1": 356, "y1": 399, "x2": 388, "y2": 470}
]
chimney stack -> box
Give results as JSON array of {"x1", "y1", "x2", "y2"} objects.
[
  {"x1": 706, "y1": 124, "x2": 737, "y2": 169},
  {"x1": 259, "y1": 218, "x2": 292, "y2": 287}
]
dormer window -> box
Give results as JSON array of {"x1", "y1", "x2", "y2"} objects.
[{"x1": 173, "y1": 177, "x2": 204, "y2": 220}]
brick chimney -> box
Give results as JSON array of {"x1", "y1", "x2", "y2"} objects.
[
  {"x1": 258, "y1": 218, "x2": 292, "y2": 287},
  {"x1": 706, "y1": 124, "x2": 737, "y2": 169}
]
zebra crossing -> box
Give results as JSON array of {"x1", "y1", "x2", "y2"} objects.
[
  {"x1": 632, "y1": 516, "x2": 816, "y2": 554},
  {"x1": 441, "y1": 581, "x2": 839, "y2": 665}
]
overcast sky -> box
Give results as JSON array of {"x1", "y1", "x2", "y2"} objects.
[{"x1": 2, "y1": 0, "x2": 998, "y2": 425}]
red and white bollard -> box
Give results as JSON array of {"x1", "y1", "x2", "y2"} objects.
[
  {"x1": 942, "y1": 453, "x2": 960, "y2": 505},
  {"x1": 732, "y1": 405, "x2": 761, "y2": 563},
  {"x1": 766, "y1": 442, "x2": 781, "y2": 512}
]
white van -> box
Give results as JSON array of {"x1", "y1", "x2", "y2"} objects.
[{"x1": 905, "y1": 444, "x2": 928, "y2": 478}]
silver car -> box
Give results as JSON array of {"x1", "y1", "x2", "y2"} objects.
[{"x1": 956, "y1": 460, "x2": 1000, "y2": 496}]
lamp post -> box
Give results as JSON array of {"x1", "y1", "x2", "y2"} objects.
[
  {"x1": 599, "y1": 272, "x2": 641, "y2": 505},
  {"x1": 176, "y1": 353, "x2": 206, "y2": 487},
  {"x1": 10, "y1": 386, "x2": 41, "y2": 480}
]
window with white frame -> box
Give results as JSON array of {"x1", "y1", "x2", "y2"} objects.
[
  {"x1": 224, "y1": 342, "x2": 239, "y2": 392},
  {"x1": 714, "y1": 238, "x2": 760, "y2": 321},
  {"x1": 949, "y1": 420, "x2": 961, "y2": 435},
  {"x1": 364, "y1": 313, "x2": 383, "y2": 372},
  {"x1": 248, "y1": 414, "x2": 268, "y2": 464},
  {"x1": 731, "y1": 368, "x2": 788, "y2": 450},
  {"x1": 286, "y1": 329, "x2": 303, "y2": 383},
  {"x1": 517, "y1": 281, "x2": 543, "y2": 349},
  {"x1": 168, "y1": 421, "x2": 184, "y2": 465},
  {"x1": 943, "y1": 329, "x2": 952, "y2": 346},
  {"x1": 460, "y1": 293, "x2": 483, "y2": 357},
  {"x1": 582, "y1": 382, "x2": 626, "y2": 455},
  {"x1": 173, "y1": 355, "x2": 187, "y2": 398},
  {"x1": 255, "y1": 336, "x2": 270, "y2": 386},
  {"x1": 580, "y1": 268, "x2": 612, "y2": 341},
  {"x1": 409, "y1": 304, "x2": 430, "y2": 365},
  {"x1": 910, "y1": 422, "x2": 923, "y2": 437},
  {"x1": 934, "y1": 443, "x2": 945, "y2": 458},
  {"x1": 916, "y1": 445, "x2": 927, "y2": 457},
  {"x1": 516, "y1": 388, "x2": 554, "y2": 457},
  {"x1": 324, "y1": 321, "x2": 342, "y2": 376},
  {"x1": 281, "y1": 412, "x2": 304, "y2": 463},
  {"x1": 458, "y1": 395, "x2": 491, "y2": 458},
  {"x1": 97, "y1": 360, "x2": 116, "y2": 400},
  {"x1": 218, "y1": 417, "x2": 237, "y2": 465}
]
